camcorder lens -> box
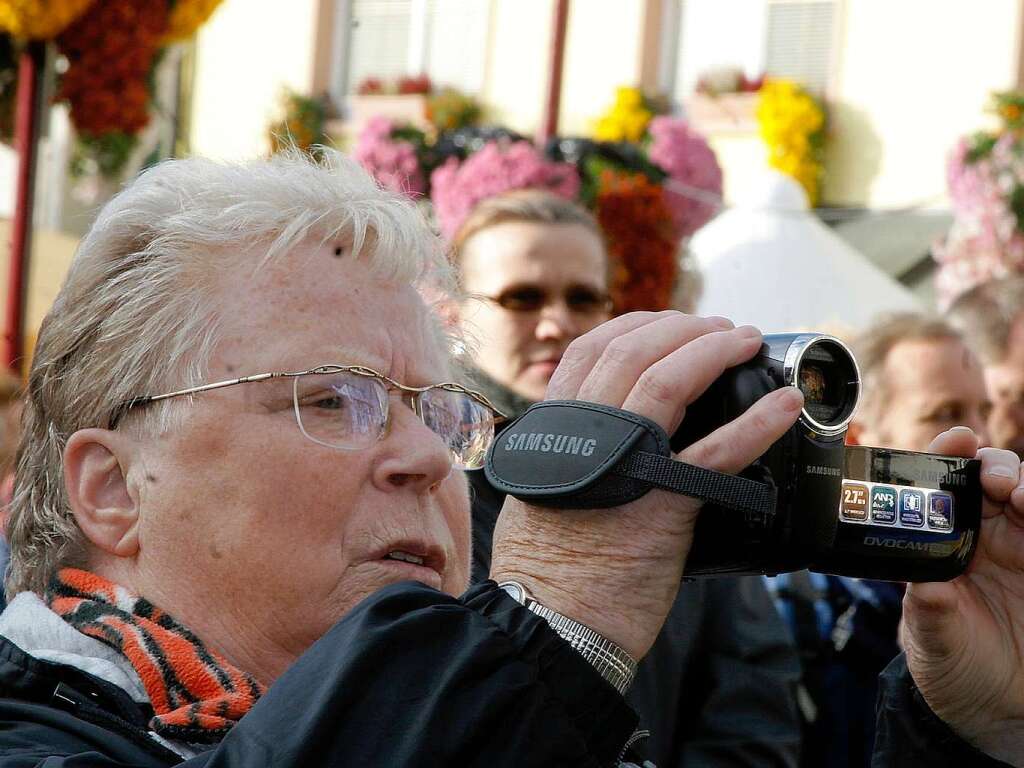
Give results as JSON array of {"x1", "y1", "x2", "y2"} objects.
[
  {"x1": 799, "y1": 364, "x2": 827, "y2": 404},
  {"x1": 797, "y1": 340, "x2": 859, "y2": 430}
]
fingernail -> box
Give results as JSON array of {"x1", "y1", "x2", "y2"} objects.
[
  {"x1": 736, "y1": 325, "x2": 762, "y2": 339},
  {"x1": 987, "y1": 464, "x2": 1018, "y2": 479},
  {"x1": 949, "y1": 426, "x2": 974, "y2": 433},
  {"x1": 709, "y1": 316, "x2": 734, "y2": 329},
  {"x1": 780, "y1": 387, "x2": 804, "y2": 413}
]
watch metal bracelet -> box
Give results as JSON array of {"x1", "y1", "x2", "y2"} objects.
[{"x1": 498, "y1": 581, "x2": 638, "y2": 695}]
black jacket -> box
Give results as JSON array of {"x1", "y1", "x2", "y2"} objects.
[
  {"x1": 471, "y1": 468, "x2": 803, "y2": 768},
  {"x1": 872, "y1": 652, "x2": 1014, "y2": 767},
  {"x1": 0, "y1": 581, "x2": 638, "y2": 767},
  {"x1": 0, "y1": 582, "x2": 1012, "y2": 766}
]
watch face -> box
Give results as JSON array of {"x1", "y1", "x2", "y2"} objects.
[{"x1": 498, "y1": 581, "x2": 527, "y2": 604}]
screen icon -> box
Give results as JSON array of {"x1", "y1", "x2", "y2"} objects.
[
  {"x1": 871, "y1": 485, "x2": 897, "y2": 524},
  {"x1": 928, "y1": 492, "x2": 954, "y2": 531},
  {"x1": 899, "y1": 489, "x2": 926, "y2": 527},
  {"x1": 841, "y1": 482, "x2": 869, "y2": 521}
]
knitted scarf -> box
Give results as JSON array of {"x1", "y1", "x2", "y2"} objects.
[{"x1": 46, "y1": 568, "x2": 266, "y2": 744}]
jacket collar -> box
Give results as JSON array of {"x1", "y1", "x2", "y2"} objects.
[
  {"x1": 0, "y1": 591, "x2": 148, "y2": 703},
  {"x1": 0, "y1": 591, "x2": 200, "y2": 759}
]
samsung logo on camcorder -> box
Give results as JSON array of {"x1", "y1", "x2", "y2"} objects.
[
  {"x1": 805, "y1": 465, "x2": 841, "y2": 477},
  {"x1": 863, "y1": 536, "x2": 955, "y2": 555},
  {"x1": 504, "y1": 432, "x2": 597, "y2": 456}
]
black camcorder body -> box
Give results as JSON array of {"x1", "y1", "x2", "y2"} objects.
[
  {"x1": 485, "y1": 332, "x2": 983, "y2": 583},
  {"x1": 673, "y1": 333, "x2": 981, "y2": 582}
]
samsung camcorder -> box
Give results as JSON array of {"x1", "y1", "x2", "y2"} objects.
[{"x1": 485, "y1": 333, "x2": 982, "y2": 583}]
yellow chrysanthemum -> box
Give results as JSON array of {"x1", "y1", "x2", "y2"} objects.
[
  {"x1": 756, "y1": 77, "x2": 825, "y2": 204},
  {"x1": 593, "y1": 86, "x2": 653, "y2": 142},
  {"x1": 0, "y1": 0, "x2": 94, "y2": 40},
  {"x1": 163, "y1": 0, "x2": 223, "y2": 43}
]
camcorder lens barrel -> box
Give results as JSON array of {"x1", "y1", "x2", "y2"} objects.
[{"x1": 793, "y1": 338, "x2": 859, "y2": 432}]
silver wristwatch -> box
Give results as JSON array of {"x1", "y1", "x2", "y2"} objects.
[{"x1": 498, "y1": 581, "x2": 638, "y2": 695}]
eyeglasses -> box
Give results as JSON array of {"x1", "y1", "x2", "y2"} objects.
[
  {"x1": 479, "y1": 284, "x2": 613, "y2": 315},
  {"x1": 111, "y1": 365, "x2": 506, "y2": 471}
]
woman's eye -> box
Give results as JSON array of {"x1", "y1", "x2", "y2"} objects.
[{"x1": 306, "y1": 394, "x2": 346, "y2": 410}]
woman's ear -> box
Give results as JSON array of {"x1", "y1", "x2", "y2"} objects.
[{"x1": 63, "y1": 429, "x2": 140, "y2": 558}]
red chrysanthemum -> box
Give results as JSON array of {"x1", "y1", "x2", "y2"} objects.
[
  {"x1": 56, "y1": 0, "x2": 168, "y2": 137},
  {"x1": 595, "y1": 170, "x2": 679, "y2": 314}
]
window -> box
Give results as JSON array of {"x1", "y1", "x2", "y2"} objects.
[
  {"x1": 333, "y1": 0, "x2": 491, "y2": 105},
  {"x1": 669, "y1": 0, "x2": 839, "y2": 106},
  {"x1": 764, "y1": 0, "x2": 837, "y2": 94}
]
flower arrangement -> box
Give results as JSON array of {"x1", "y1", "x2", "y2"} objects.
[
  {"x1": 430, "y1": 140, "x2": 580, "y2": 240},
  {"x1": 0, "y1": 0, "x2": 94, "y2": 40},
  {"x1": 356, "y1": 74, "x2": 433, "y2": 96},
  {"x1": 163, "y1": 0, "x2": 223, "y2": 43},
  {"x1": 351, "y1": 116, "x2": 428, "y2": 198},
  {"x1": 57, "y1": 0, "x2": 168, "y2": 137},
  {"x1": 357, "y1": 77, "x2": 385, "y2": 96},
  {"x1": 396, "y1": 74, "x2": 432, "y2": 95},
  {"x1": 594, "y1": 169, "x2": 678, "y2": 313},
  {"x1": 593, "y1": 86, "x2": 655, "y2": 143},
  {"x1": 353, "y1": 85, "x2": 722, "y2": 314},
  {"x1": 648, "y1": 116, "x2": 723, "y2": 239},
  {"x1": 934, "y1": 91, "x2": 1024, "y2": 309},
  {"x1": 268, "y1": 88, "x2": 328, "y2": 156},
  {"x1": 0, "y1": 0, "x2": 221, "y2": 177},
  {"x1": 695, "y1": 67, "x2": 764, "y2": 97},
  {"x1": 756, "y1": 78, "x2": 825, "y2": 204},
  {"x1": 425, "y1": 87, "x2": 482, "y2": 132}
]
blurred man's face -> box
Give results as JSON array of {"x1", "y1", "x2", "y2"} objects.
[
  {"x1": 985, "y1": 362, "x2": 1024, "y2": 458},
  {"x1": 983, "y1": 310, "x2": 1024, "y2": 458},
  {"x1": 854, "y1": 337, "x2": 992, "y2": 452}
]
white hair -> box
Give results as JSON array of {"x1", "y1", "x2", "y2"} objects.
[{"x1": 7, "y1": 148, "x2": 455, "y2": 596}]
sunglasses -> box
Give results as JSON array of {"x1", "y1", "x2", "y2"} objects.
[{"x1": 479, "y1": 284, "x2": 613, "y2": 315}]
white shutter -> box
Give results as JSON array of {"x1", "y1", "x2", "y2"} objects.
[
  {"x1": 347, "y1": 0, "x2": 414, "y2": 91},
  {"x1": 764, "y1": 0, "x2": 837, "y2": 94},
  {"x1": 424, "y1": 0, "x2": 491, "y2": 94}
]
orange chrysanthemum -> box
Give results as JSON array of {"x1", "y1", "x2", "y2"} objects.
[
  {"x1": 56, "y1": 0, "x2": 169, "y2": 136},
  {"x1": 595, "y1": 170, "x2": 679, "y2": 314}
]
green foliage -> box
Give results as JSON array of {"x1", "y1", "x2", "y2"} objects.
[
  {"x1": 71, "y1": 132, "x2": 138, "y2": 178},
  {"x1": 426, "y1": 87, "x2": 481, "y2": 132},
  {"x1": 268, "y1": 88, "x2": 328, "y2": 155}
]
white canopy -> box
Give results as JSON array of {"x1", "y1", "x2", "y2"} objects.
[{"x1": 690, "y1": 171, "x2": 922, "y2": 335}]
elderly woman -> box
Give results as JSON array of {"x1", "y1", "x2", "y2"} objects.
[
  {"x1": 451, "y1": 189, "x2": 802, "y2": 766},
  {"x1": 0, "y1": 152, "x2": 1020, "y2": 767}
]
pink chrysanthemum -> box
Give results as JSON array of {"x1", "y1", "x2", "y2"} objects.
[
  {"x1": 352, "y1": 116, "x2": 426, "y2": 199},
  {"x1": 430, "y1": 140, "x2": 580, "y2": 240},
  {"x1": 936, "y1": 132, "x2": 1024, "y2": 309},
  {"x1": 647, "y1": 116, "x2": 723, "y2": 239}
]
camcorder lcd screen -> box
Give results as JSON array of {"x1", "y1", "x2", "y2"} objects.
[{"x1": 817, "y1": 446, "x2": 983, "y2": 582}]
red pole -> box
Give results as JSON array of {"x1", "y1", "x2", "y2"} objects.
[
  {"x1": 537, "y1": 0, "x2": 569, "y2": 144},
  {"x1": 6, "y1": 41, "x2": 45, "y2": 372}
]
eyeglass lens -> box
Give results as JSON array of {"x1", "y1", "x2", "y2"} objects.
[
  {"x1": 494, "y1": 285, "x2": 610, "y2": 314},
  {"x1": 293, "y1": 371, "x2": 496, "y2": 470}
]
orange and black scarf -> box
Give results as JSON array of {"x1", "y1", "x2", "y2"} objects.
[{"x1": 46, "y1": 568, "x2": 266, "y2": 744}]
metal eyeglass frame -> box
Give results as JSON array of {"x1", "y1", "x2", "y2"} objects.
[{"x1": 108, "y1": 365, "x2": 508, "y2": 453}]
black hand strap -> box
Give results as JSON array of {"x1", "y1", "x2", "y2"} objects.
[
  {"x1": 485, "y1": 400, "x2": 776, "y2": 516},
  {"x1": 612, "y1": 452, "x2": 776, "y2": 516}
]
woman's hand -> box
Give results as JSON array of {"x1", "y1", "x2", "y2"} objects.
[{"x1": 491, "y1": 311, "x2": 803, "y2": 660}]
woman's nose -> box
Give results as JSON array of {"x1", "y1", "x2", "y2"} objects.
[
  {"x1": 372, "y1": 404, "x2": 453, "y2": 493},
  {"x1": 534, "y1": 301, "x2": 577, "y2": 341}
]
